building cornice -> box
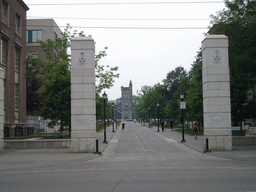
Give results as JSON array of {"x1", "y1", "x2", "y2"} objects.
[{"x1": 17, "y1": 0, "x2": 29, "y2": 11}]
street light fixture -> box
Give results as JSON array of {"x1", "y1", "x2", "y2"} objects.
[
  {"x1": 112, "y1": 103, "x2": 115, "y2": 133},
  {"x1": 157, "y1": 103, "x2": 160, "y2": 132},
  {"x1": 180, "y1": 91, "x2": 186, "y2": 143},
  {"x1": 102, "y1": 92, "x2": 108, "y2": 144}
]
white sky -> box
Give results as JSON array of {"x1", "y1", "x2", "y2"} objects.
[{"x1": 24, "y1": 0, "x2": 226, "y2": 100}]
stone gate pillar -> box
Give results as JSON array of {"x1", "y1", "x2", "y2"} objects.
[
  {"x1": 0, "y1": 68, "x2": 3, "y2": 152},
  {"x1": 70, "y1": 37, "x2": 96, "y2": 153},
  {"x1": 202, "y1": 35, "x2": 232, "y2": 151}
]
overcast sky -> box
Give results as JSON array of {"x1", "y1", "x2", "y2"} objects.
[{"x1": 24, "y1": 0, "x2": 226, "y2": 100}]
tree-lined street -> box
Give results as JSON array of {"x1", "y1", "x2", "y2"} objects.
[{"x1": 1, "y1": 122, "x2": 256, "y2": 191}]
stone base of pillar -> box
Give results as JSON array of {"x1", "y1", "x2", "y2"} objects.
[
  {"x1": 70, "y1": 130, "x2": 96, "y2": 153},
  {"x1": 0, "y1": 125, "x2": 3, "y2": 152},
  {"x1": 70, "y1": 138, "x2": 96, "y2": 153},
  {"x1": 204, "y1": 134, "x2": 232, "y2": 151},
  {"x1": 0, "y1": 140, "x2": 3, "y2": 152}
]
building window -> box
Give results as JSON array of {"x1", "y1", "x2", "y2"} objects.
[
  {"x1": 1, "y1": 0, "x2": 9, "y2": 25},
  {"x1": 3, "y1": 79, "x2": 5, "y2": 109},
  {"x1": 31, "y1": 54, "x2": 38, "y2": 59},
  {"x1": 15, "y1": 14, "x2": 21, "y2": 36},
  {"x1": 15, "y1": 48, "x2": 21, "y2": 71},
  {"x1": 54, "y1": 32, "x2": 58, "y2": 42},
  {"x1": 0, "y1": 38, "x2": 8, "y2": 65},
  {"x1": 26, "y1": 30, "x2": 43, "y2": 43},
  {"x1": 15, "y1": 84, "x2": 19, "y2": 110}
]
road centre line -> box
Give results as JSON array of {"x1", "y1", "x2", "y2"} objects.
[{"x1": 131, "y1": 127, "x2": 154, "y2": 153}]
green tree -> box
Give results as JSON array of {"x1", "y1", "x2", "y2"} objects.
[
  {"x1": 25, "y1": 59, "x2": 43, "y2": 115},
  {"x1": 186, "y1": 51, "x2": 203, "y2": 124},
  {"x1": 96, "y1": 94, "x2": 104, "y2": 121},
  {"x1": 40, "y1": 61, "x2": 71, "y2": 132},
  {"x1": 209, "y1": 0, "x2": 256, "y2": 125},
  {"x1": 163, "y1": 66, "x2": 187, "y2": 100},
  {"x1": 135, "y1": 84, "x2": 168, "y2": 121},
  {"x1": 162, "y1": 67, "x2": 187, "y2": 121},
  {"x1": 26, "y1": 24, "x2": 119, "y2": 130},
  {"x1": 95, "y1": 47, "x2": 119, "y2": 93}
]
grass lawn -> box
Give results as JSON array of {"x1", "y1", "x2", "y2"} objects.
[{"x1": 18, "y1": 134, "x2": 70, "y2": 140}]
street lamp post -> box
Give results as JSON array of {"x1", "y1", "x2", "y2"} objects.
[
  {"x1": 116, "y1": 109, "x2": 118, "y2": 129},
  {"x1": 141, "y1": 111, "x2": 142, "y2": 125},
  {"x1": 112, "y1": 103, "x2": 115, "y2": 133},
  {"x1": 148, "y1": 107, "x2": 151, "y2": 128},
  {"x1": 102, "y1": 92, "x2": 108, "y2": 144},
  {"x1": 180, "y1": 92, "x2": 186, "y2": 143},
  {"x1": 143, "y1": 110, "x2": 145, "y2": 126},
  {"x1": 157, "y1": 103, "x2": 160, "y2": 132}
]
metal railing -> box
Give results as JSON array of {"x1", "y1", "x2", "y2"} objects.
[{"x1": 4, "y1": 126, "x2": 34, "y2": 139}]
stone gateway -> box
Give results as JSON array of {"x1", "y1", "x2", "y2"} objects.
[
  {"x1": 70, "y1": 37, "x2": 96, "y2": 153},
  {"x1": 202, "y1": 35, "x2": 232, "y2": 151}
]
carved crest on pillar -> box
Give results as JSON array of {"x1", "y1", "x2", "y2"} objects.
[
  {"x1": 213, "y1": 50, "x2": 222, "y2": 64},
  {"x1": 78, "y1": 52, "x2": 87, "y2": 66}
]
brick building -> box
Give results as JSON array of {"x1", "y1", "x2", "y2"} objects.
[
  {"x1": 26, "y1": 19, "x2": 63, "y2": 130},
  {"x1": 26, "y1": 19, "x2": 62, "y2": 61},
  {"x1": 0, "y1": 0, "x2": 29, "y2": 138}
]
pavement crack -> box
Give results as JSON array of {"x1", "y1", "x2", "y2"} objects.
[{"x1": 112, "y1": 175, "x2": 127, "y2": 192}]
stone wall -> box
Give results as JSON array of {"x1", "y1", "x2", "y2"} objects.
[{"x1": 4, "y1": 139, "x2": 71, "y2": 149}]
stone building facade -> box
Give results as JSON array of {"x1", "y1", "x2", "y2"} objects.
[
  {"x1": 115, "y1": 81, "x2": 137, "y2": 120},
  {"x1": 0, "y1": 0, "x2": 29, "y2": 138}
]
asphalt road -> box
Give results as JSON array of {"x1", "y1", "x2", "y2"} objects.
[{"x1": 1, "y1": 122, "x2": 256, "y2": 192}]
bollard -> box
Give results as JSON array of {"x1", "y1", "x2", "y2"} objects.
[
  {"x1": 94, "y1": 139, "x2": 101, "y2": 154},
  {"x1": 204, "y1": 138, "x2": 211, "y2": 153}
]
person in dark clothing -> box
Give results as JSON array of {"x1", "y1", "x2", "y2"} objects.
[
  {"x1": 170, "y1": 120, "x2": 173, "y2": 131},
  {"x1": 193, "y1": 123, "x2": 198, "y2": 139},
  {"x1": 161, "y1": 121, "x2": 164, "y2": 132},
  {"x1": 122, "y1": 122, "x2": 125, "y2": 130}
]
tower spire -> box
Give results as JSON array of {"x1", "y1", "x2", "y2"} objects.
[{"x1": 129, "y1": 80, "x2": 132, "y2": 87}]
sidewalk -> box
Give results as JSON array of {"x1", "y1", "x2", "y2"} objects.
[
  {"x1": 148, "y1": 124, "x2": 256, "y2": 161},
  {"x1": 1, "y1": 123, "x2": 256, "y2": 172},
  {"x1": 158, "y1": 128, "x2": 205, "y2": 152},
  {"x1": 0, "y1": 124, "x2": 116, "y2": 172}
]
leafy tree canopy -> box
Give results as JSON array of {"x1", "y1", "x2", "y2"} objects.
[
  {"x1": 26, "y1": 24, "x2": 119, "y2": 129},
  {"x1": 209, "y1": 0, "x2": 256, "y2": 124}
]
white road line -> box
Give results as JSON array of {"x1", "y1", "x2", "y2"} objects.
[
  {"x1": 109, "y1": 139, "x2": 119, "y2": 143},
  {"x1": 164, "y1": 138, "x2": 177, "y2": 143}
]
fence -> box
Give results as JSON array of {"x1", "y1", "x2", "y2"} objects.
[
  {"x1": 4, "y1": 126, "x2": 35, "y2": 139},
  {"x1": 4, "y1": 126, "x2": 9, "y2": 139}
]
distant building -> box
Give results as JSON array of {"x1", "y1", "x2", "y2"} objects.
[
  {"x1": 115, "y1": 81, "x2": 137, "y2": 120},
  {"x1": 0, "y1": 0, "x2": 29, "y2": 138}
]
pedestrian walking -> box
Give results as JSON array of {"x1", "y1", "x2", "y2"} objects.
[
  {"x1": 193, "y1": 123, "x2": 198, "y2": 139},
  {"x1": 164, "y1": 120, "x2": 167, "y2": 131},
  {"x1": 170, "y1": 120, "x2": 173, "y2": 131},
  {"x1": 161, "y1": 121, "x2": 164, "y2": 132},
  {"x1": 122, "y1": 122, "x2": 125, "y2": 130},
  {"x1": 245, "y1": 123, "x2": 249, "y2": 130}
]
